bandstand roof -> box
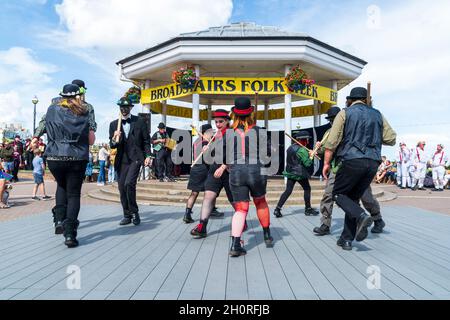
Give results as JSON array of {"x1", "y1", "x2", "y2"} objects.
[{"x1": 117, "y1": 22, "x2": 367, "y2": 105}]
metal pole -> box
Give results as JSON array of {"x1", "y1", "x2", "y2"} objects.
[{"x1": 33, "y1": 103, "x2": 36, "y2": 136}]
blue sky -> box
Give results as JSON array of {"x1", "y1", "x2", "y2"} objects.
[{"x1": 1, "y1": 0, "x2": 449, "y2": 160}]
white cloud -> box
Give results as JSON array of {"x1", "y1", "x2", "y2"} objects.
[
  {"x1": 0, "y1": 47, "x2": 59, "y2": 134},
  {"x1": 46, "y1": 0, "x2": 232, "y2": 57},
  {"x1": 0, "y1": 47, "x2": 58, "y2": 87},
  {"x1": 285, "y1": 0, "x2": 450, "y2": 160}
]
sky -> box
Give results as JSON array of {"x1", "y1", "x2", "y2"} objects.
[{"x1": 0, "y1": 0, "x2": 449, "y2": 160}]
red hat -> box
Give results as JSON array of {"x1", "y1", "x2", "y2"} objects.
[{"x1": 212, "y1": 109, "x2": 231, "y2": 120}]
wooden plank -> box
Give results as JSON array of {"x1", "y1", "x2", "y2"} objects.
[
  {"x1": 246, "y1": 212, "x2": 295, "y2": 300},
  {"x1": 280, "y1": 211, "x2": 366, "y2": 299},
  {"x1": 156, "y1": 218, "x2": 223, "y2": 300},
  {"x1": 178, "y1": 214, "x2": 225, "y2": 300},
  {"x1": 290, "y1": 213, "x2": 389, "y2": 300},
  {"x1": 202, "y1": 214, "x2": 232, "y2": 300}
]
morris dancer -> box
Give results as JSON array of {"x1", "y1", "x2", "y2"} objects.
[
  {"x1": 183, "y1": 124, "x2": 214, "y2": 223},
  {"x1": 431, "y1": 144, "x2": 448, "y2": 191}
]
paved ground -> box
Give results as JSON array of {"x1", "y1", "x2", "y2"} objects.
[{"x1": 0, "y1": 203, "x2": 449, "y2": 300}]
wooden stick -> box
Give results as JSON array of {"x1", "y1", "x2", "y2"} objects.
[
  {"x1": 115, "y1": 111, "x2": 122, "y2": 143},
  {"x1": 309, "y1": 130, "x2": 330, "y2": 160},
  {"x1": 285, "y1": 132, "x2": 321, "y2": 160},
  {"x1": 253, "y1": 92, "x2": 259, "y2": 123},
  {"x1": 367, "y1": 81, "x2": 372, "y2": 107},
  {"x1": 191, "y1": 130, "x2": 221, "y2": 167},
  {"x1": 190, "y1": 124, "x2": 211, "y2": 143}
]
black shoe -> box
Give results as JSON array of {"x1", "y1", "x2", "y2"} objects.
[
  {"x1": 355, "y1": 213, "x2": 373, "y2": 242},
  {"x1": 210, "y1": 207, "x2": 224, "y2": 218},
  {"x1": 183, "y1": 208, "x2": 195, "y2": 224},
  {"x1": 313, "y1": 224, "x2": 330, "y2": 236},
  {"x1": 52, "y1": 206, "x2": 67, "y2": 235},
  {"x1": 432, "y1": 188, "x2": 440, "y2": 191},
  {"x1": 305, "y1": 207, "x2": 319, "y2": 216},
  {"x1": 371, "y1": 219, "x2": 386, "y2": 234},
  {"x1": 229, "y1": 237, "x2": 247, "y2": 257},
  {"x1": 190, "y1": 222, "x2": 207, "y2": 238},
  {"x1": 32, "y1": 196, "x2": 40, "y2": 201},
  {"x1": 119, "y1": 217, "x2": 132, "y2": 226},
  {"x1": 273, "y1": 207, "x2": 282, "y2": 218},
  {"x1": 411, "y1": 185, "x2": 418, "y2": 191},
  {"x1": 418, "y1": 187, "x2": 425, "y2": 190},
  {"x1": 263, "y1": 227, "x2": 274, "y2": 247},
  {"x1": 63, "y1": 220, "x2": 79, "y2": 248},
  {"x1": 42, "y1": 195, "x2": 52, "y2": 200},
  {"x1": 132, "y1": 213, "x2": 141, "y2": 226},
  {"x1": 400, "y1": 187, "x2": 406, "y2": 190},
  {"x1": 168, "y1": 177, "x2": 176, "y2": 182},
  {"x1": 159, "y1": 178, "x2": 164, "y2": 182},
  {"x1": 64, "y1": 237, "x2": 79, "y2": 248},
  {"x1": 337, "y1": 238, "x2": 352, "y2": 251}
]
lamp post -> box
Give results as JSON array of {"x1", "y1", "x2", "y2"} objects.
[{"x1": 32, "y1": 96, "x2": 39, "y2": 136}]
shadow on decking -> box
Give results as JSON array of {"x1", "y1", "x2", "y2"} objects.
[{"x1": 78, "y1": 210, "x2": 179, "y2": 245}]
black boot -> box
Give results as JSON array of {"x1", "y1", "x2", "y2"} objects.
[
  {"x1": 52, "y1": 206, "x2": 66, "y2": 235},
  {"x1": 313, "y1": 224, "x2": 330, "y2": 236},
  {"x1": 371, "y1": 219, "x2": 386, "y2": 234},
  {"x1": 355, "y1": 213, "x2": 373, "y2": 242},
  {"x1": 190, "y1": 220, "x2": 208, "y2": 238},
  {"x1": 183, "y1": 208, "x2": 195, "y2": 224},
  {"x1": 63, "y1": 220, "x2": 79, "y2": 248},
  {"x1": 337, "y1": 237, "x2": 352, "y2": 250},
  {"x1": 229, "y1": 236, "x2": 246, "y2": 257},
  {"x1": 210, "y1": 207, "x2": 224, "y2": 218},
  {"x1": 263, "y1": 227, "x2": 274, "y2": 247},
  {"x1": 305, "y1": 207, "x2": 319, "y2": 216},
  {"x1": 273, "y1": 207, "x2": 282, "y2": 218},
  {"x1": 132, "y1": 213, "x2": 141, "y2": 226},
  {"x1": 120, "y1": 212, "x2": 132, "y2": 226}
]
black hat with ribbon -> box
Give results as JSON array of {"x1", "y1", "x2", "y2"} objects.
[
  {"x1": 212, "y1": 109, "x2": 231, "y2": 120},
  {"x1": 117, "y1": 97, "x2": 134, "y2": 107},
  {"x1": 346, "y1": 87, "x2": 368, "y2": 100},
  {"x1": 231, "y1": 97, "x2": 254, "y2": 117},
  {"x1": 60, "y1": 84, "x2": 81, "y2": 97}
]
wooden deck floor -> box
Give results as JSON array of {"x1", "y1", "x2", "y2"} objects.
[{"x1": 0, "y1": 204, "x2": 449, "y2": 300}]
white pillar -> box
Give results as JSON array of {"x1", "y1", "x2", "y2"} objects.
[
  {"x1": 284, "y1": 65, "x2": 292, "y2": 177},
  {"x1": 264, "y1": 100, "x2": 269, "y2": 129},
  {"x1": 313, "y1": 100, "x2": 321, "y2": 127},
  {"x1": 192, "y1": 65, "x2": 200, "y2": 132},
  {"x1": 207, "y1": 103, "x2": 212, "y2": 125},
  {"x1": 162, "y1": 100, "x2": 167, "y2": 125}
]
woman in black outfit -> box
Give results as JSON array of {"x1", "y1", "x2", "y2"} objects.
[{"x1": 42, "y1": 84, "x2": 95, "y2": 248}]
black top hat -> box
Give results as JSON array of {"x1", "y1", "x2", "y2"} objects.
[
  {"x1": 117, "y1": 97, "x2": 134, "y2": 107},
  {"x1": 212, "y1": 109, "x2": 231, "y2": 120},
  {"x1": 72, "y1": 79, "x2": 86, "y2": 89},
  {"x1": 200, "y1": 124, "x2": 212, "y2": 134},
  {"x1": 231, "y1": 97, "x2": 254, "y2": 117},
  {"x1": 60, "y1": 84, "x2": 81, "y2": 97},
  {"x1": 346, "y1": 87, "x2": 368, "y2": 100},
  {"x1": 158, "y1": 122, "x2": 166, "y2": 129},
  {"x1": 294, "y1": 130, "x2": 311, "y2": 140},
  {"x1": 325, "y1": 106, "x2": 341, "y2": 120}
]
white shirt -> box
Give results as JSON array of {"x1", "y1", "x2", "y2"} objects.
[
  {"x1": 431, "y1": 151, "x2": 448, "y2": 167},
  {"x1": 397, "y1": 147, "x2": 411, "y2": 164},
  {"x1": 414, "y1": 147, "x2": 427, "y2": 164},
  {"x1": 122, "y1": 115, "x2": 131, "y2": 139},
  {"x1": 98, "y1": 147, "x2": 110, "y2": 161}
]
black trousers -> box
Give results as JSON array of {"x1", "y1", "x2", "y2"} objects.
[
  {"x1": 48, "y1": 160, "x2": 87, "y2": 223},
  {"x1": 277, "y1": 178, "x2": 311, "y2": 209},
  {"x1": 332, "y1": 158, "x2": 380, "y2": 241},
  {"x1": 117, "y1": 160, "x2": 141, "y2": 217},
  {"x1": 155, "y1": 149, "x2": 173, "y2": 179}
]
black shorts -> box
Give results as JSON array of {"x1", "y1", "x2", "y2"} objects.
[
  {"x1": 204, "y1": 164, "x2": 232, "y2": 201},
  {"x1": 187, "y1": 164, "x2": 209, "y2": 192},
  {"x1": 229, "y1": 165, "x2": 267, "y2": 202}
]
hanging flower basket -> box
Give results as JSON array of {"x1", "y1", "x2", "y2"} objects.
[
  {"x1": 124, "y1": 86, "x2": 141, "y2": 103},
  {"x1": 284, "y1": 65, "x2": 315, "y2": 92},
  {"x1": 172, "y1": 66, "x2": 198, "y2": 89}
]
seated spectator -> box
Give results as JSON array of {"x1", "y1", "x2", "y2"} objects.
[{"x1": 376, "y1": 157, "x2": 392, "y2": 183}]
